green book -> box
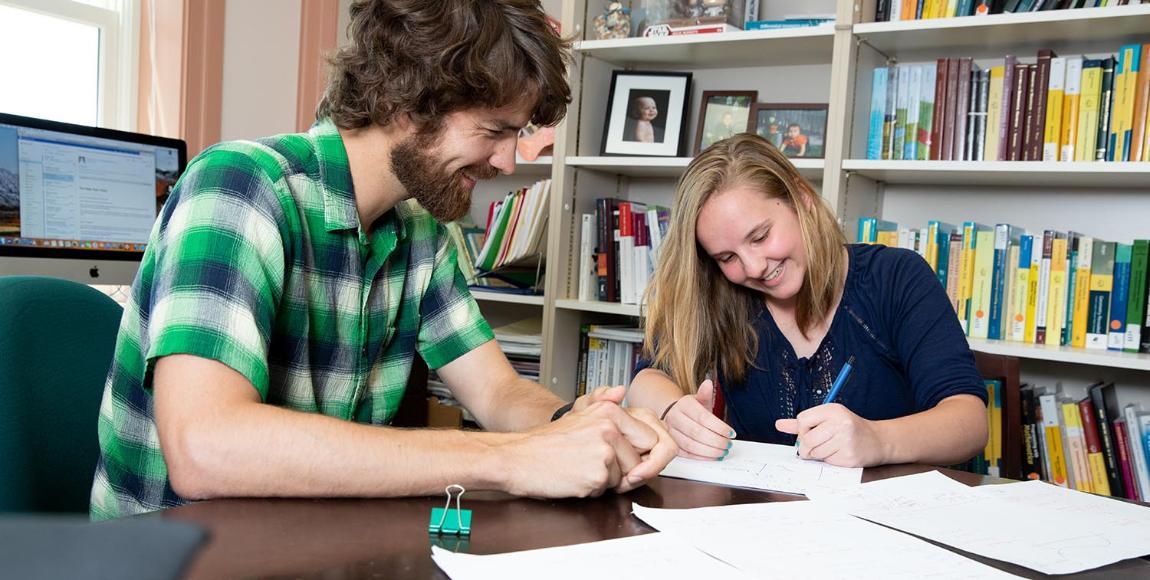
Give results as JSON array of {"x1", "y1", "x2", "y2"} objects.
[{"x1": 1126, "y1": 240, "x2": 1149, "y2": 353}]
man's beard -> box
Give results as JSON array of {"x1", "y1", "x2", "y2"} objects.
[{"x1": 390, "y1": 131, "x2": 498, "y2": 223}]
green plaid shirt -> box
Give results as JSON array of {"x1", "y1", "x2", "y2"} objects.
[{"x1": 90, "y1": 119, "x2": 493, "y2": 519}]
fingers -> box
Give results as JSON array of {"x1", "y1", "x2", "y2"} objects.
[
  {"x1": 668, "y1": 396, "x2": 732, "y2": 453},
  {"x1": 573, "y1": 385, "x2": 626, "y2": 412},
  {"x1": 694, "y1": 379, "x2": 716, "y2": 410},
  {"x1": 617, "y1": 408, "x2": 678, "y2": 487},
  {"x1": 775, "y1": 418, "x2": 799, "y2": 434}
]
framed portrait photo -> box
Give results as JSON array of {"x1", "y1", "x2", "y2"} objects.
[
  {"x1": 694, "y1": 90, "x2": 757, "y2": 155},
  {"x1": 601, "y1": 70, "x2": 692, "y2": 157},
  {"x1": 749, "y1": 103, "x2": 829, "y2": 159}
]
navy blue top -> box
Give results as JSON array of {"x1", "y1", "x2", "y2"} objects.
[{"x1": 636, "y1": 244, "x2": 986, "y2": 445}]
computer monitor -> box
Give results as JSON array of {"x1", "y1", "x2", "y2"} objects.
[{"x1": 0, "y1": 112, "x2": 187, "y2": 285}]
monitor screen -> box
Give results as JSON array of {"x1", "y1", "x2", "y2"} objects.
[{"x1": 0, "y1": 112, "x2": 187, "y2": 285}]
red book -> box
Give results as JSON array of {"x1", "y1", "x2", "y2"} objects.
[
  {"x1": 930, "y1": 58, "x2": 949, "y2": 161},
  {"x1": 1114, "y1": 419, "x2": 1141, "y2": 501}
]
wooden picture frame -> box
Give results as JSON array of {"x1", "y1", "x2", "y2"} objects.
[
  {"x1": 693, "y1": 90, "x2": 757, "y2": 155},
  {"x1": 748, "y1": 103, "x2": 829, "y2": 159}
]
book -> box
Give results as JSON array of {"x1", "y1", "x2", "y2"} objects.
[
  {"x1": 988, "y1": 224, "x2": 1019, "y2": 340},
  {"x1": 1108, "y1": 44, "x2": 1141, "y2": 161},
  {"x1": 1061, "y1": 400, "x2": 1092, "y2": 492},
  {"x1": 867, "y1": 68, "x2": 889, "y2": 160},
  {"x1": 1071, "y1": 235, "x2": 1094, "y2": 348},
  {"x1": 969, "y1": 229, "x2": 997, "y2": 339},
  {"x1": 1086, "y1": 240, "x2": 1115, "y2": 349},
  {"x1": 1108, "y1": 243, "x2": 1132, "y2": 351},
  {"x1": 1078, "y1": 395, "x2": 1113, "y2": 496},
  {"x1": 1094, "y1": 56, "x2": 1116, "y2": 161},
  {"x1": 1075, "y1": 59, "x2": 1103, "y2": 161},
  {"x1": 1009, "y1": 234, "x2": 1033, "y2": 342},
  {"x1": 1042, "y1": 56, "x2": 1067, "y2": 161},
  {"x1": 1125, "y1": 240, "x2": 1149, "y2": 352},
  {"x1": 1027, "y1": 48, "x2": 1056, "y2": 160},
  {"x1": 984, "y1": 65, "x2": 1007, "y2": 160},
  {"x1": 1090, "y1": 382, "x2": 1126, "y2": 497},
  {"x1": 1045, "y1": 234, "x2": 1069, "y2": 346},
  {"x1": 1123, "y1": 404, "x2": 1150, "y2": 501},
  {"x1": 1020, "y1": 385, "x2": 1045, "y2": 481},
  {"x1": 1038, "y1": 392, "x2": 1069, "y2": 487},
  {"x1": 1114, "y1": 419, "x2": 1141, "y2": 501},
  {"x1": 1060, "y1": 56, "x2": 1084, "y2": 161},
  {"x1": 1131, "y1": 44, "x2": 1150, "y2": 162}
]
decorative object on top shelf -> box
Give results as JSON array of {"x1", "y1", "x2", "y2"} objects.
[
  {"x1": 636, "y1": 0, "x2": 758, "y2": 37},
  {"x1": 517, "y1": 122, "x2": 555, "y2": 161},
  {"x1": 749, "y1": 103, "x2": 828, "y2": 159},
  {"x1": 694, "y1": 90, "x2": 757, "y2": 155},
  {"x1": 592, "y1": 1, "x2": 631, "y2": 40},
  {"x1": 601, "y1": 70, "x2": 692, "y2": 157}
]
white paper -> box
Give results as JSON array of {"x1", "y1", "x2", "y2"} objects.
[
  {"x1": 631, "y1": 501, "x2": 1018, "y2": 579},
  {"x1": 806, "y1": 470, "x2": 1150, "y2": 575},
  {"x1": 431, "y1": 532, "x2": 754, "y2": 580},
  {"x1": 659, "y1": 440, "x2": 863, "y2": 495}
]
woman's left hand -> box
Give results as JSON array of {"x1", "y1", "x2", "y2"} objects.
[{"x1": 775, "y1": 404, "x2": 888, "y2": 468}]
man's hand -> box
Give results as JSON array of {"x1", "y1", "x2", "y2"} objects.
[
  {"x1": 568, "y1": 385, "x2": 677, "y2": 492},
  {"x1": 776, "y1": 403, "x2": 886, "y2": 468},
  {"x1": 661, "y1": 379, "x2": 733, "y2": 460}
]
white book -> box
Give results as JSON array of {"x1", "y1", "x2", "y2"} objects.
[
  {"x1": 1043, "y1": 57, "x2": 1066, "y2": 161},
  {"x1": 578, "y1": 213, "x2": 596, "y2": 302},
  {"x1": 1124, "y1": 404, "x2": 1150, "y2": 500}
]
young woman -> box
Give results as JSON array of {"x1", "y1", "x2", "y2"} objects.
[{"x1": 627, "y1": 134, "x2": 987, "y2": 468}]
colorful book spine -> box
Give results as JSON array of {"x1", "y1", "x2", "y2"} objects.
[
  {"x1": 867, "y1": 67, "x2": 889, "y2": 160},
  {"x1": 1046, "y1": 234, "x2": 1069, "y2": 346},
  {"x1": 1039, "y1": 393, "x2": 1069, "y2": 487},
  {"x1": 1078, "y1": 397, "x2": 1112, "y2": 496},
  {"x1": 918, "y1": 64, "x2": 938, "y2": 159},
  {"x1": 1075, "y1": 59, "x2": 1102, "y2": 162},
  {"x1": 1062, "y1": 401, "x2": 1093, "y2": 492},
  {"x1": 1124, "y1": 404, "x2": 1150, "y2": 500},
  {"x1": 1086, "y1": 241, "x2": 1115, "y2": 350},
  {"x1": 1114, "y1": 420, "x2": 1140, "y2": 501},
  {"x1": 988, "y1": 224, "x2": 1018, "y2": 340},
  {"x1": 1060, "y1": 56, "x2": 1084, "y2": 161},
  {"x1": 1043, "y1": 56, "x2": 1067, "y2": 161},
  {"x1": 1109, "y1": 44, "x2": 1141, "y2": 162},
  {"x1": 1071, "y1": 236, "x2": 1094, "y2": 348},
  {"x1": 984, "y1": 65, "x2": 1006, "y2": 160},
  {"x1": 1132, "y1": 45, "x2": 1150, "y2": 162},
  {"x1": 1034, "y1": 230, "x2": 1054, "y2": 344},
  {"x1": 1010, "y1": 234, "x2": 1033, "y2": 342},
  {"x1": 1024, "y1": 235, "x2": 1041, "y2": 344},
  {"x1": 1125, "y1": 240, "x2": 1149, "y2": 353},
  {"x1": 1108, "y1": 243, "x2": 1132, "y2": 351}
]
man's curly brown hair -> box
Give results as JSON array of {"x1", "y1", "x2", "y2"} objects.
[{"x1": 317, "y1": 0, "x2": 572, "y2": 133}]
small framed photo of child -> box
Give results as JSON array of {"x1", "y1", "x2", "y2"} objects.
[
  {"x1": 694, "y1": 90, "x2": 757, "y2": 155},
  {"x1": 601, "y1": 70, "x2": 692, "y2": 157},
  {"x1": 749, "y1": 103, "x2": 829, "y2": 159}
]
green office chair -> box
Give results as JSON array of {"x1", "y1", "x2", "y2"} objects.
[{"x1": 0, "y1": 276, "x2": 123, "y2": 513}]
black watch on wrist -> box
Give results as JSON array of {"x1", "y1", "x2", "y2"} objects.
[{"x1": 550, "y1": 402, "x2": 575, "y2": 422}]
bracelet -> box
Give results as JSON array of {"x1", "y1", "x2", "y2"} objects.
[
  {"x1": 550, "y1": 402, "x2": 575, "y2": 422},
  {"x1": 659, "y1": 399, "x2": 680, "y2": 421}
]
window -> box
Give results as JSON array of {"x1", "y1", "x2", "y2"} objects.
[{"x1": 0, "y1": 0, "x2": 139, "y2": 130}]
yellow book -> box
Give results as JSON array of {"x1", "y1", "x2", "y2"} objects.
[
  {"x1": 990, "y1": 381, "x2": 1002, "y2": 477},
  {"x1": 1061, "y1": 401, "x2": 1093, "y2": 493},
  {"x1": 876, "y1": 230, "x2": 898, "y2": 247},
  {"x1": 984, "y1": 381, "x2": 995, "y2": 474},
  {"x1": 926, "y1": 222, "x2": 939, "y2": 272},
  {"x1": 1075, "y1": 62, "x2": 1103, "y2": 162},
  {"x1": 956, "y1": 223, "x2": 983, "y2": 334},
  {"x1": 1039, "y1": 394, "x2": 1069, "y2": 487},
  {"x1": 1071, "y1": 236, "x2": 1094, "y2": 348},
  {"x1": 945, "y1": 0, "x2": 958, "y2": 18},
  {"x1": 1010, "y1": 244, "x2": 1031, "y2": 342},
  {"x1": 1060, "y1": 57, "x2": 1084, "y2": 162},
  {"x1": 1024, "y1": 244, "x2": 1041, "y2": 344},
  {"x1": 1045, "y1": 236, "x2": 1068, "y2": 346},
  {"x1": 1043, "y1": 57, "x2": 1066, "y2": 161},
  {"x1": 985, "y1": 66, "x2": 1006, "y2": 160},
  {"x1": 969, "y1": 230, "x2": 996, "y2": 339},
  {"x1": 1109, "y1": 45, "x2": 1138, "y2": 162}
]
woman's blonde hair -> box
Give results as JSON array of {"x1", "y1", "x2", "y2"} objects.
[{"x1": 643, "y1": 133, "x2": 846, "y2": 394}]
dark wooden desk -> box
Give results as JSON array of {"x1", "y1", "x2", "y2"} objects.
[{"x1": 163, "y1": 464, "x2": 1150, "y2": 579}]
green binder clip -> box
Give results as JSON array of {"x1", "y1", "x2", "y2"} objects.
[{"x1": 428, "y1": 484, "x2": 471, "y2": 536}]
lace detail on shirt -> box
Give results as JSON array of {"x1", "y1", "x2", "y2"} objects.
[{"x1": 776, "y1": 339, "x2": 838, "y2": 420}]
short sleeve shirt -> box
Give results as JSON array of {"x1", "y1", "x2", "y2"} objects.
[{"x1": 90, "y1": 119, "x2": 493, "y2": 519}]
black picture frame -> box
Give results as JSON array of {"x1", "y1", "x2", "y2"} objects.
[
  {"x1": 748, "y1": 103, "x2": 829, "y2": 159},
  {"x1": 600, "y1": 70, "x2": 692, "y2": 157}
]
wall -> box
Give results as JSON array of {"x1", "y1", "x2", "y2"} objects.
[{"x1": 220, "y1": 0, "x2": 302, "y2": 141}]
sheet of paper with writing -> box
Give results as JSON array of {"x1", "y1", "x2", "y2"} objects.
[
  {"x1": 430, "y1": 532, "x2": 754, "y2": 580},
  {"x1": 631, "y1": 501, "x2": 1019, "y2": 579},
  {"x1": 805, "y1": 470, "x2": 1150, "y2": 575},
  {"x1": 658, "y1": 440, "x2": 862, "y2": 494}
]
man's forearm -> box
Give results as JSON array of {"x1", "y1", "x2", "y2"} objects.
[{"x1": 477, "y1": 377, "x2": 566, "y2": 432}]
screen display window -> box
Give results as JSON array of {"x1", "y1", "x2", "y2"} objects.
[{"x1": 0, "y1": 119, "x2": 182, "y2": 253}]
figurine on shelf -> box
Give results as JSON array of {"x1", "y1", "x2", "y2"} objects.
[{"x1": 592, "y1": 1, "x2": 631, "y2": 40}]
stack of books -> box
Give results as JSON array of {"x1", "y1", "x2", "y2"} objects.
[
  {"x1": 875, "y1": 0, "x2": 1150, "y2": 23},
  {"x1": 578, "y1": 199, "x2": 670, "y2": 305}
]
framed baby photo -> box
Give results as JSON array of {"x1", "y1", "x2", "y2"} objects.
[
  {"x1": 749, "y1": 103, "x2": 829, "y2": 159},
  {"x1": 693, "y1": 90, "x2": 757, "y2": 155},
  {"x1": 601, "y1": 70, "x2": 692, "y2": 157}
]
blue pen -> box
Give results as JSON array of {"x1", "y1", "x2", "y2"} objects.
[{"x1": 795, "y1": 356, "x2": 855, "y2": 453}]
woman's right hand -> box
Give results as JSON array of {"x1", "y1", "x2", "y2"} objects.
[{"x1": 661, "y1": 379, "x2": 735, "y2": 460}]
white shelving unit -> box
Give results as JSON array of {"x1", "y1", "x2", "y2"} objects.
[
  {"x1": 470, "y1": 0, "x2": 1150, "y2": 404},
  {"x1": 471, "y1": 290, "x2": 545, "y2": 307}
]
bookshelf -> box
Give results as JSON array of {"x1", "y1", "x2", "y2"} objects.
[
  {"x1": 466, "y1": 0, "x2": 1150, "y2": 408},
  {"x1": 471, "y1": 290, "x2": 546, "y2": 307}
]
